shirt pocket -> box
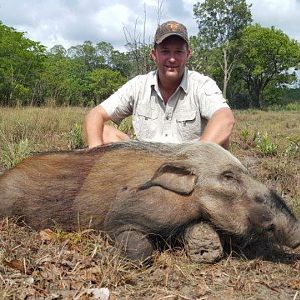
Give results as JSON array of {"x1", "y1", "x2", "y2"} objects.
[
  {"x1": 133, "y1": 107, "x2": 159, "y2": 140},
  {"x1": 176, "y1": 110, "x2": 201, "y2": 141}
]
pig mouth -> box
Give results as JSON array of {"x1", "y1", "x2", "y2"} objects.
[{"x1": 247, "y1": 216, "x2": 276, "y2": 235}]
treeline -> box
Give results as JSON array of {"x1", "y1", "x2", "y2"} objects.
[
  {"x1": 1, "y1": 0, "x2": 300, "y2": 109},
  {"x1": 0, "y1": 22, "x2": 154, "y2": 107}
]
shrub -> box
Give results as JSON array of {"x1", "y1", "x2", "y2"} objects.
[
  {"x1": 0, "y1": 135, "x2": 32, "y2": 169},
  {"x1": 285, "y1": 102, "x2": 300, "y2": 111},
  {"x1": 240, "y1": 128, "x2": 250, "y2": 143},
  {"x1": 285, "y1": 137, "x2": 300, "y2": 157},
  {"x1": 254, "y1": 131, "x2": 278, "y2": 156},
  {"x1": 66, "y1": 123, "x2": 85, "y2": 150}
]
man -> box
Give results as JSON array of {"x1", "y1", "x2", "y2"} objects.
[{"x1": 85, "y1": 21, "x2": 235, "y2": 149}]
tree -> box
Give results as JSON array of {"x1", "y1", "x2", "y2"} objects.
[
  {"x1": 188, "y1": 35, "x2": 222, "y2": 84},
  {"x1": 0, "y1": 22, "x2": 46, "y2": 105},
  {"x1": 238, "y1": 24, "x2": 300, "y2": 108},
  {"x1": 42, "y1": 41, "x2": 134, "y2": 106},
  {"x1": 96, "y1": 42, "x2": 134, "y2": 77},
  {"x1": 41, "y1": 49, "x2": 83, "y2": 106},
  {"x1": 124, "y1": 21, "x2": 154, "y2": 76},
  {"x1": 88, "y1": 68, "x2": 126, "y2": 104},
  {"x1": 110, "y1": 50, "x2": 134, "y2": 78},
  {"x1": 49, "y1": 44, "x2": 67, "y2": 57},
  {"x1": 193, "y1": 0, "x2": 252, "y2": 98},
  {"x1": 67, "y1": 41, "x2": 103, "y2": 71}
]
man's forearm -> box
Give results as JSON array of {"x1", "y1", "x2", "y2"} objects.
[
  {"x1": 85, "y1": 107, "x2": 105, "y2": 148},
  {"x1": 199, "y1": 108, "x2": 235, "y2": 148}
]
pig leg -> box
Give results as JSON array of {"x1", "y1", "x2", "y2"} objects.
[
  {"x1": 115, "y1": 230, "x2": 154, "y2": 262},
  {"x1": 184, "y1": 222, "x2": 223, "y2": 263}
]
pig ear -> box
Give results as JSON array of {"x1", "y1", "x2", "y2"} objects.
[{"x1": 139, "y1": 163, "x2": 198, "y2": 195}]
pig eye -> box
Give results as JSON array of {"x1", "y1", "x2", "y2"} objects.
[{"x1": 221, "y1": 171, "x2": 238, "y2": 182}]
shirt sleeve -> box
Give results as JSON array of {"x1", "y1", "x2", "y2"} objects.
[
  {"x1": 99, "y1": 76, "x2": 139, "y2": 124},
  {"x1": 199, "y1": 78, "x2": 230, "y2": 119}
]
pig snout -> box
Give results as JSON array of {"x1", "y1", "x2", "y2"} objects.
[{"x1": 249, "y1": 189, "x2": 300, "y2": 249}]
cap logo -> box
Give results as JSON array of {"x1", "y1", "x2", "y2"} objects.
[
  {"x1": 169, "y1": 23, "x2": 179, "y2": 32},
  {"x1": 154, "y1": 21, "x2": 188, "y2": 45}
]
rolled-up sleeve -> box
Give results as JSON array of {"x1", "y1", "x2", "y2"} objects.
[
  {"x1": 100, "y1": 76, "x2": 139, "y2": 124},
  {"x1": 199, "y1": 79, "x2": 229, "y2": 119}
]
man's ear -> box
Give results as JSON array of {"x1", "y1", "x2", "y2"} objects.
[
  {"x1": 139, "y1": 163, "x2": 197, "y2": 195},
  {"x1": 187, "y1": 48, "x2": 192, "y2": 60},
  {"x1": 150, "y1": 48, "x2": 157, "y2": 62}
]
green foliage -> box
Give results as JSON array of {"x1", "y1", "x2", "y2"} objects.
[
  {"x1": 193, "y1": 0, "x2": 252, "y2": 99},
  {"x1": 240, "y1": 128, "x2": 250, "y2": 143},
  {"x1": 125, "y1": 44, "x2": 155, "y2": 76},
  {"x1": 0, "y1": 22, "x2": 46, "y2": 106},
  {"x1": 285, "y1": 102, "x2": 300, "y2": 111},
  {"x1": 1, "y1": 18, "x2": 300, "y2": 110},
  {"x1": 267, "y1": 102, "x2": 300, "y2": 111},
  {"x1": 285, "y1": 137, "x2": 299, "y2": 157},
  {"x1": 263, "y1": 85, "x2": 286, "y2": 106},
  {"x1": 89, "y1": 68, "x2": 126, "y2": 103},
  {"x1": 66, "y1": 123, "x2": 85, "y2": 150},
  {"x1": 254, "y1": 131, "x2": 278, "y2": 156},
  {"x1": 193, "y1": 0, "x2": 252, "y2": 47},
  {"x1": 0, "y1": 20, "x2": 143, "y2": 107},
  {"x1": 237, "y1": 24, "x2": 300, "y2": 108},
  {"x1": 41, "y1": 51, "x2": 87, "y2": 106},
  {"x1": 283, "y1": 88, "x2": 300, "y2": 102}
]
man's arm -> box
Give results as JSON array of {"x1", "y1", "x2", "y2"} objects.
[
  {"x1": 85, "y1": 105, "x2": 130, "y2": 148},
  {"x1": 199, "y1": 108, "x2": 235, "y2": 149},
  {"x1": 84, "y1": 105, "x2": 110, "y2": 148}
]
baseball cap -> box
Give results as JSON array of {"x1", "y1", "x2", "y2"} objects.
[{"x1": 154, "y1": 21, "x2": 189, "y2": 45}]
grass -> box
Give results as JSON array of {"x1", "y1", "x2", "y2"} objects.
[{"x1": 0, "y1": 107, "x2": 300, "y2": 299}]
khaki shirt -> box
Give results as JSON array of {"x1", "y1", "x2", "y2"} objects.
[{"x1": 100, "y1": 68, "x2": 229, "y2": 143}]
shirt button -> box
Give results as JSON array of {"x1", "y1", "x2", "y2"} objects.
[{"x1": 165, "y1": 134, "x2": 168, "y2": 137}]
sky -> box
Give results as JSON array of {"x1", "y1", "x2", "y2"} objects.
[{"x1": 0, "y1": 0, "x2": 300, "y2": 52}]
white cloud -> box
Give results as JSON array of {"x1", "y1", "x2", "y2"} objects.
[
  {"x1": 0, "y1": 0, "x2": 299, "y2": 51},
  {"x1": 248, "y1": 0, "x2": 300, "y2": 41}
]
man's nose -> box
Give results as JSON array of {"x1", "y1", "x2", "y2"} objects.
[{"x1": 169, "y1": 55, "x2": 176, "y2": 62}]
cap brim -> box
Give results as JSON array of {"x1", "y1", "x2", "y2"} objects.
[{"x1": 155, "y1": 33, "x2": 188, "y2": 44}]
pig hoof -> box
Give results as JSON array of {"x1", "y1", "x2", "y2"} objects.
[
  {"x1": 115, "y1": 230, "x2": 154, "y2": 263},
  {"x1": 184, "y1": 223, "x2": 223, "y2": 263}
]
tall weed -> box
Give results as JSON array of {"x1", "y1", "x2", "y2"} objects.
[
  {"x1": 0, "y1": 131, "x2": 32, "y2": 169},
  {"x1": 254, "y1": 131, "x2": 278, "y2": 156},
  {"x1": 66, "y1": 123, "x2": 85, "y2": 149}
]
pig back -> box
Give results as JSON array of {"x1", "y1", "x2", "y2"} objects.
[
  {"x1": 73, "y1": 145, "x2": 169, "y2": 229},
  {"x1": 0, "y1": 142, "x2": 170, "y2": 230}
]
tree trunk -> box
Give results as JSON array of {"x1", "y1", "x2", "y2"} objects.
[{"x1": 222, "y1": 47, "x2": 228, "y2": 99}]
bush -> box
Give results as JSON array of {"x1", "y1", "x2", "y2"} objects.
[
  {"x1": 0, "y1": 135, "x2": 32, "y2": 169},
  {"x1": 254, "y1": 131, "x2": 278, "y2": 156},
  {"x1": 66, "y1": 123, "x2": 85, "y2": 150}
]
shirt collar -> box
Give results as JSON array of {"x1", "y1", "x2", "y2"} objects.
[{"x1": 150, "y1": 68, "x2": 188, "y2": 94}]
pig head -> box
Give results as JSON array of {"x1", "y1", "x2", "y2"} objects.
[{"x1": 0, "y1": 141, "x2": 299, "y2": 262}]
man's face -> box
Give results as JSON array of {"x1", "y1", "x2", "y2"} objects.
[{"x1": 151, "y1": 36, "x2": 191, "y2": 84}]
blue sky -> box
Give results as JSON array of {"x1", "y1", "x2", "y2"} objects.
[{"x1": 0, "y1": 0, "x2": 299, "y2": 51}]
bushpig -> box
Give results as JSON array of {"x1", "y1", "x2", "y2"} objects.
[{"x1": 0, "y1": 141, "x2": 299, "y2": 262}]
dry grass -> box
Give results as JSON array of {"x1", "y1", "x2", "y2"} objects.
[{"x1": 0, "y1": 107, "x2": 300, "y2": 299}]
